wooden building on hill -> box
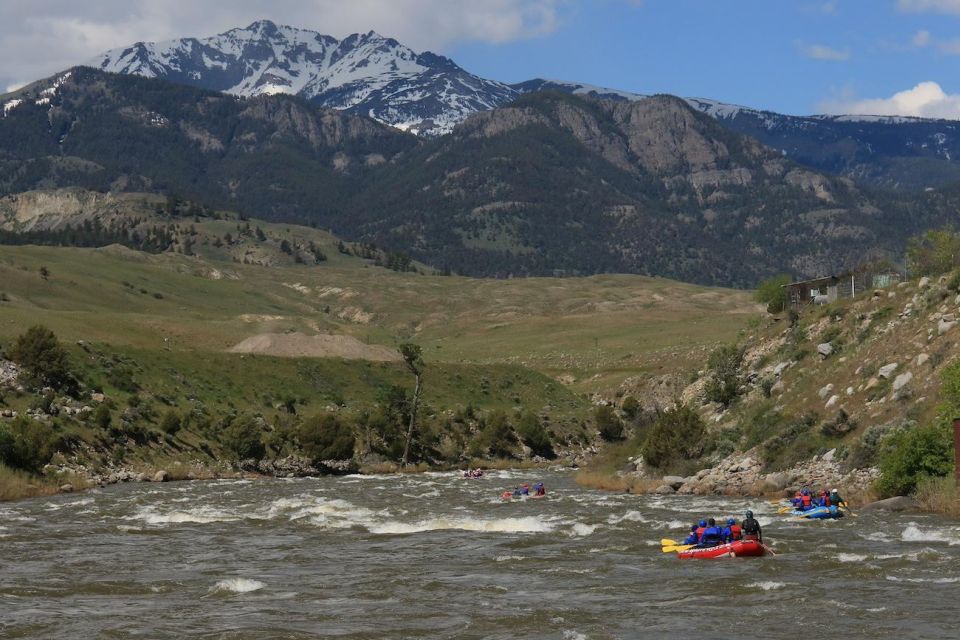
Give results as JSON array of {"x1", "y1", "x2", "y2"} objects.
[{"x1": 783, "y1": 270, "x2": 902, "y2": 310}]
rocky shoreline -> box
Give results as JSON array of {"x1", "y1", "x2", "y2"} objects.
[{"x1": 622, "y1": 448, "x2": 879, "y2": 501}]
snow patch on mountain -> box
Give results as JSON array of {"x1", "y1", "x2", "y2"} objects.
[{"x1": 89, "y1": 20, "x2": 516, "y2": 135}]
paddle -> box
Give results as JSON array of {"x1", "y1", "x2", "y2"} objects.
[
  {"x1": 762, "y1": 543, "x2": 777, "y2": 556},
  {"x1": 777, "y1": 506, "x2": 794, "y2": 514},
  {"x1": 661, "y1": 543, "x2": 696, "y2": 553},
  {"x1": 661, "y1": 538, "x2": 679, "y2": 546}
]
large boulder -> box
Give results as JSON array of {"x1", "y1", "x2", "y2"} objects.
[
  {"x1": 662, "y1": 475, "x2": 686, "y2": 490},
  {"x1": 938, "y1": 319, "x2": 956, "y2": 336},
  {"x1": 153, "y1": 470, "x2": 170, "y2": 482},
  {"x1": 892, "y1": 372, "x2": 913, "y2": 392},
  {"x1": 817, "y1": 343, "x2": 834, "y2": 358},
  {"x1": 878, "y1": 363, "x2": 899, "y2": 379},
  {"x1": 654, "y1": 484, "x2": 676, "y2": 495},
  {"x1": 860, "y1": 496, "x2": 918, "y2": 512},
  {"x1": 762, "y1": 473, "x2": 790, "y2": 492}
]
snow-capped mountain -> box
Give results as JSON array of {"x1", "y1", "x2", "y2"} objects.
[{"x1": 89, "y1": 19, "x2": 518, "y2": 134}]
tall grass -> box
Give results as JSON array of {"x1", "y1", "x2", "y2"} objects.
[
  {"x1": 0, "y1": 464, "x2": 59, "y2": 501},
  {"x1": 914, "y1": 476, "x2": 960, "y2": 517}
]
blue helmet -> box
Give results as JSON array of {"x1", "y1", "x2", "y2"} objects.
[
  {"x1": 699, "y1": 520, "x2": 707, "y2": 527},
  {"x1": 691, "y1": 524, "x2": 698, "y2": 531},
  {"x1": 727, "y1": 518, "x2": 736, "y2": 525}
]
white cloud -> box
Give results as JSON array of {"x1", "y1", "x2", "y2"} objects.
[
  {"x1": 913, "y1": 29, "x2": 932, "y2": 46},
  {"x1": 799, "y1": 43, "x2": 851, "y2": 61},
  {"x1": 939, "y1": 37, "x2": 960, "y2": 53},
  {"x1": 898, "y1": 0, "x2": 960, "y2": 14},
  {"x1": 819, "y1": 81, "x2": 960, "y2": 119},
  {"x1": 0, "y1": 0, "x2": 563, "y2": 91}
]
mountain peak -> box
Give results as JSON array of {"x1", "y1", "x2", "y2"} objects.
[{"x1": 88, "y1": 21, "x2": 516, "y2": 134}]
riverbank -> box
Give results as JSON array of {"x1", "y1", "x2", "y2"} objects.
[{"x1": 0, "y1": 454, "x2": 573, "y2": 503}]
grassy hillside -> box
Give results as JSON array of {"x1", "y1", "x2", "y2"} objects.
[
  {"x1": 0, "y1": 191, "x2": 759, "y2": 393},
  {"x1": 0, "y1": 191, "x2": 761, "y2": 497}
]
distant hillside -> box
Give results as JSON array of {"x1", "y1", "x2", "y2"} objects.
[
  {"x1": 2, "y1": 69, "x2": 957, "y2": 285},
  {"x1": 521, "y1": 80, "x2": 960, "y2": 190}
]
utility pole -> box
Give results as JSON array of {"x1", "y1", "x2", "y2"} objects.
[{"x1": 954, "y1": 417, "x2": 960, "y2": 488}]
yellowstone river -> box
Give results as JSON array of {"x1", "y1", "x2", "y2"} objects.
[{"x1": 2, "y1": 470, "x2": 959, "y2": 638}]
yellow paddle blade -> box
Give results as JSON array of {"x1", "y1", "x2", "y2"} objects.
[
  {"x1": 661, "y1": 544, "x2": 696, "y2": 553},
  {"x1": 660, "y1": 538, "x2": 679, "y2": 546}
]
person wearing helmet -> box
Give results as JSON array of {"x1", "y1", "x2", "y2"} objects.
[
  {"x1": 683, "y1": 524, "x2": 699, "y2": 546},
  {"x1": 800, "y1": 489, "x2": 813, "y2": 510},
  {"x1": 791, "y1": 491, "x2": 803, "y2": 509},
  {"x1": 722, "y1": 517, "x2": 742, "y2": 542},
  {"x1": 830, "y1": 488, "x2": 844, "y2": 510},
  {"x1": 818, "y1": 488, "x2": 831, "y2": 508},
  {"x1": 520, "y1": 484, "x2": 530, "y2": 496},
  {"x1": 695, "y1": 519, "x2": 707, "y2": 543},
  {"x1": 742, "y1": 510, "x2": 762, "y2": 543},
  {"x1": 533, "y1": 482, "x2": 545, "y2": 496},
  {"x1": 700, "y1": 518, "x2": 724, "y2": 547}
]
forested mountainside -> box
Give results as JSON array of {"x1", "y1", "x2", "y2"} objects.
[{"x1": 1, "y1": 68, "x2": 956, "y2": 285}]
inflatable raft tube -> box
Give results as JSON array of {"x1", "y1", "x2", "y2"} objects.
[{"x1": 676, "y1": 539, "x2": 765, "y2": 559}]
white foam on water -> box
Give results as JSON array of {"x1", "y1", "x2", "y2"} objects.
[
  {"x1": 746, "y1": 581, "x2": 787, "y2": 591},
  {"x1": 212, "y1": 578, "x2": 266, "y2": 593},
  {"x1": 266, "y1": 496, "x2": 380, "y2": 530},
  {"x1": 886, "y1": 575, "x2": 960, "y2": 584},
  {"x1": 836, "y1": 553, "x2": 868, "y2": 563},
  {"x1": 866, "y1": 607, "x2": 887, "y2": 613},
  {"x1": 568, "y1": 523, "x2": 598, "y2": 537},
  {"x1": 563, "y1": 631, "x2": 587, "y2": 640},
  {"x1": 901, "y1": 524, "x2": 960, "y2": 545},
  {"x1": 494, "y1": 554, "x2": 525, "y2": 562},
  {"x1": 865, "y1": 531, "x2": 893, "y2": 543},
  {"x1": 368, "y1": 515, "x2": 554, "y2": 535},
  {"x1": 606, "y1": 510, "x2": 649, "y2": 524},
  {"x1": 134, "y1": 506, "x2": 240, "y2": 524}
]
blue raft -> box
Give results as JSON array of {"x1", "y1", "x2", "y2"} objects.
[{"x1": 790, "y1": 505, "x2": 842, "y2": 520}]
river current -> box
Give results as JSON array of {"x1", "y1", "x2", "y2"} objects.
[{"x1": 1, "y1": 470, "x2": 959, "y2": 639}]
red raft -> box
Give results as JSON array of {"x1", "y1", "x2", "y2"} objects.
[{"x1": 676, "y1": 539, "x2": 765, "y2": 560}]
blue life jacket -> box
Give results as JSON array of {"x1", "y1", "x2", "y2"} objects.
[
  {"x1": 721, "y1": 526, "x2": 732, "y2": 541},
  {"x1": 684, "y1": 532, "x2": 699, "y2": 545},
  {"x1": 700, "y1": 526, "x2": 723, "y2": 546}
]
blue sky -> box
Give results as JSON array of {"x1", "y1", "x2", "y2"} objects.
[
  {"x1": 3, "y1": 0, "x2": 960, "y2": 118},
  {"x1": 447, "y1": 0, "x2": 960, "y2": 116}
]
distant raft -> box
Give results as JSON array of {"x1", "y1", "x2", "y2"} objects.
[
  {"x1": 790, "y1": 505, "x2": 842, "y2": 520},
  {"x1": 676, "y1": 539, "x2": 766, "y2": 559}
]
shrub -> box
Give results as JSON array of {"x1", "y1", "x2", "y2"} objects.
[
  {"x1": 516, "y1": 411, "x2": 554, "y2": 458},
  {"x1": 875, "y1": 421, "x2": 953, "y2": 497},
  {"x1": 9, "y1": 325, "x2": 73, "y2": 391},
  {"x1": 621, "y1": 396, "x2": 640, "y2": 419},
  {"x1": 640, "y1": 403, "x2": 706, "y2": 469},
  {"x1": 595, "y1": 405, "x2": 624, "y2": 442},
  {"x1": 0, "y1": 415, "x2": 57, "y2": 472},
  {"x1": 479, "y1": 411, "x2": 517, "y2": 458},
  {"x1": 221, "y1": 415, "x2": 265, "y2": 461},
  {"x1": 159, "y1": 410, "x2": 181, "y2": 435},
  {"x1": 704, "y1": 344, "x2": 743, "y2": 407},
  {"x1": 755, "y1": 274, "x2": 790, "y2": 314},
  {"x1": 93, "y1": 404, "x2": 112, "y2": 429},
  {"x1": 299, "y1": 413, "x2": 356, "y2": 461}
]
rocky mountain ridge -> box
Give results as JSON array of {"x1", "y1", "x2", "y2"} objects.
[
  {"x1": 71, "y1": 20, "x2": 960, "y2": 186},
  {"x1": 88, "y1": 19, "x2": 516, "y2": 135},
  {"x1": 1, "y1": 69, "x2": 957, "y2": 285}
]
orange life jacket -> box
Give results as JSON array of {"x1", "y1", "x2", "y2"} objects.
[
  {"x1": 729, "y1": 524, "x2": 742, "y2": 540},
  {"x1": 696, "y1": 526, "x2": 706, "y2": 540},
  {"x1": 801, "y1": 494, "x2": 812, "y2": 507}
]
